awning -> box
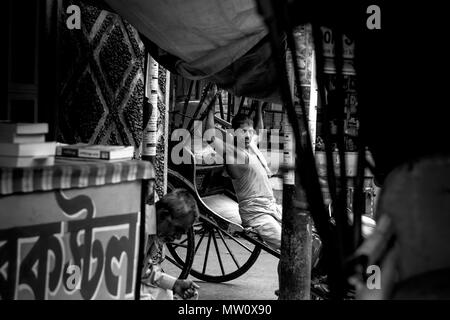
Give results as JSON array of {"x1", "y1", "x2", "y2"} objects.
[{"x1": 104, "y1": 0, "x2": 281, "y2": 102}]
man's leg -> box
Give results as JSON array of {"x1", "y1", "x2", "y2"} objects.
[
  {"x1": 247, "y1": 213, "x2": 282, "y2": 251},
  {"x1": 244, "y1": 213, "x2": 282, "y2": 298}
]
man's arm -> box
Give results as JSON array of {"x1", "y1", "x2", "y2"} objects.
[
  {"x1": 204, "y1": 100, "x2": 217, "y2": 143},
  {"x1": 204, "y1": 103, "x2": 248, "y2": 167},
  {"x1": 146, "y1": 265, "x2": 178, "y2": 290},
  {"x1": 143, "y1": 259, "x2": 199, "y2": 299},
  {"x1": 141, "y1": 239, "x2": 198, "y2": 299},
  {"x1": 141, "y1": 239, "x2": 178, "y2": 290},
  {"x1": 254, "y1": 101, "x2": 265, "y2": 133},
  {"x1": 251, "y1": 101, "x2": 267, "y2": 146}
]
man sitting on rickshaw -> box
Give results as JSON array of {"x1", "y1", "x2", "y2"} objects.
[{"x1": 205, "y1": 102, "x2": 282, "y2": 251}]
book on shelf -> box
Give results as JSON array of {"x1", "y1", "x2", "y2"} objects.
[
  {"x1": 0, "y1": 133, "x2": 46, "y2": 144},
  {"x1": 0, "y1": 141, "x2": 57, "y2": 157},
  {"x1": 0, "y1": 122, "x2": 48, "y2": 135},
  {"x1": 56, "y1": 144, "x2": 135, "y2": 160},
  {"x1": 55, "y1": 156, "x2": 129, "y2": 163},
  {"x1": 0, "y1": 155, "x2": 54, "y2": 168}
]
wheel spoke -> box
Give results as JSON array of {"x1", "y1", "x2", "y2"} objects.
[
  {"x1": 217, "y1": 229, "x2": 241, "y2": 269},
  {"x1": 221, "y1": 230, "x2": 253, "y2": 253},
  {"x1": 170, "y1": 235, "x2": 189, "y2": 249},
  {"x1": 202, "y1": 230, "x2": 212, "y2": 275},
  {"x1": 211, "y1": 229, "x2": 225, "y2": 276},
  {"x1": 178, "y1": 237, "x2": 189, "y2": 245},
  {"x1": 170, "y1": 243, "x2": 188, "y2": 249},
  {"x1": 165, "y1": 255, "x2": 183, "y2": 270},
  {"x1": 194, "y1": 228, "x2": 207, "y2": 254}
]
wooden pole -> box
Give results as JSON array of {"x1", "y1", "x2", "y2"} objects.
[
  {"x1": 280, "y1": 202, "x2": 312, "y2": 299},
  {"x1": 279, "y1": 117, "x2": 313, "y2": 300}
]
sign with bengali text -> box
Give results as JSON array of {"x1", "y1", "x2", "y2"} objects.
[{"x1": 0, "y1": 182, "x2": 142, "y2": 300}]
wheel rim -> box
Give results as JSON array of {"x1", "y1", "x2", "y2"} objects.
[
  {"x1": 162, "y1": 180, "x2": 196, "y2": 279},
  {"x1": 164, "y1": 227, "x2": 195, "y2": 279},
  {"x1": 166, "y1": 172, "x2": 261, "y2": 283},
  {"x1": 179, "y1": 219, "x2": 261, "y2": 283}
]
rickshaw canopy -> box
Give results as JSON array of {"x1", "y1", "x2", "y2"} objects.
[{"x1": 104, "y1": 0, "x2": 280, "y2": 101}]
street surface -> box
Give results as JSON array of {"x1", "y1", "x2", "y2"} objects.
[{"x1": 163, "y1": 234, "x2": 279, "y2": 300}]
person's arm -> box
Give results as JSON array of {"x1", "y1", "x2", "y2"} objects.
[
  {"x1": 146, "y1": 264, "x2": 178, "y2": 290},
  {"x1": 142, "y1": 240, "x2": 199, "y2": 299},
  {"x1": 250, "y1": 101, "x2": 267, "y2": 146},
  {"x1": 254, "y1": 101, "x2": 265, "y2": 133},
  {"x1": 144, "y1": 260, "x2": 199, "y2": 299},
  {"x1": 204, "y1": 100, "x2": 217, "y2": 143},
  {"x1": 142, "y1": 239, "x2": 178, "y2": 290},
  {"x1": 204, "y1": 103, "x2": 248, "y2": 167}
]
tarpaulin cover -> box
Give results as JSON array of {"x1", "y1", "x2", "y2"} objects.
[
  {"x1": 104, "y1": 0, "x2": 265, "y2": 77},
  {"x1": 104, "y1": 0, "x2": 280, "y2": 102}
]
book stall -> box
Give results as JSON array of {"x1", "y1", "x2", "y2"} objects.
[{"x1": 0, "y1": 123, "x2": 154, "y2": 300}]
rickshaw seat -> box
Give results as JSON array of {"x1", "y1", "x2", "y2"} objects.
[
  {"x1": 177, "y1": 147, "x2": 245, "y2": 234},
  {"x1": 202, "y1": 193, "x2": 242, "y2": 225}
]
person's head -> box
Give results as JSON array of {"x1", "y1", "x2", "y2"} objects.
[
  {"x1": 156, "y1": 188, "x2": 199, "y2": 242},
  {"x1": 232, "y1": 114, "x2": 255, "y2": 149}
]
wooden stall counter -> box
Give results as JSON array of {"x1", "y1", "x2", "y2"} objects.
[{"x1": 0, "y1": 159, "x2": 154, "y2": 300}]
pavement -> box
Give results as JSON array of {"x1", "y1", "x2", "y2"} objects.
[{"x1": 163, "y1": 234, "x2": 279, "y2": 300}]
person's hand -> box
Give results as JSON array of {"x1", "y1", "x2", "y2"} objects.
[{"x1": 173, "y1": 279, "x2": 200, "y2": 299}]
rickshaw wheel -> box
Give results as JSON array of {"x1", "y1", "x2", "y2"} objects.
[
  {"x1": 168, "y1": 217, "x2": 262, "y2": 283},
  {"x1": 162, "y1": 181, "x2": 196, "y2": 280},
  {"x1": 165, "y1": 174, "x2": 262, "y2": 282},
  {"x1": 164, "y1": 227, "x2": 195, "y2": 280}
]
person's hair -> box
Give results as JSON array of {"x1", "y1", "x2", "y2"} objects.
[
  {"x1": 231, "y1": 114, "x2": 254, "y2": 130},
  {"x1": 156, "y1": 188, "x2": 199, "y2": 222}
]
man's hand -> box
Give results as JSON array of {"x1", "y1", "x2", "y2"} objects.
[{"x1": 173, "y1": 279, "x2": 200, "y2": 299}]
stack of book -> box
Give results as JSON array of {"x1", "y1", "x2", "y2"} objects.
[
  {"x1": 56, "y1": 143, "x2": 135, "y2": 162},
  {"x1": 0, "y1": 122, "x2": 56, "y2": 167}
]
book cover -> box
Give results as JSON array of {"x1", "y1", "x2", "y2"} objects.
[
  {"x1": 56, "y1": 144, "x2": 134, "y2": 160},
  {"x1": 55, "y1": 156, "x2": 129, "y2": 163},
  {"x1": 0, "y1": 156, "x2": 55, "y2": 167},
  {"x1": 0, "y1": 133, "x2": 46, "y2": 144},
  {"x1": 0, "y1": 122, "x2": 49, "y2": 135},
  {"x1": 0, "y1": 142, "x2": 57, "y2": 157}
]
